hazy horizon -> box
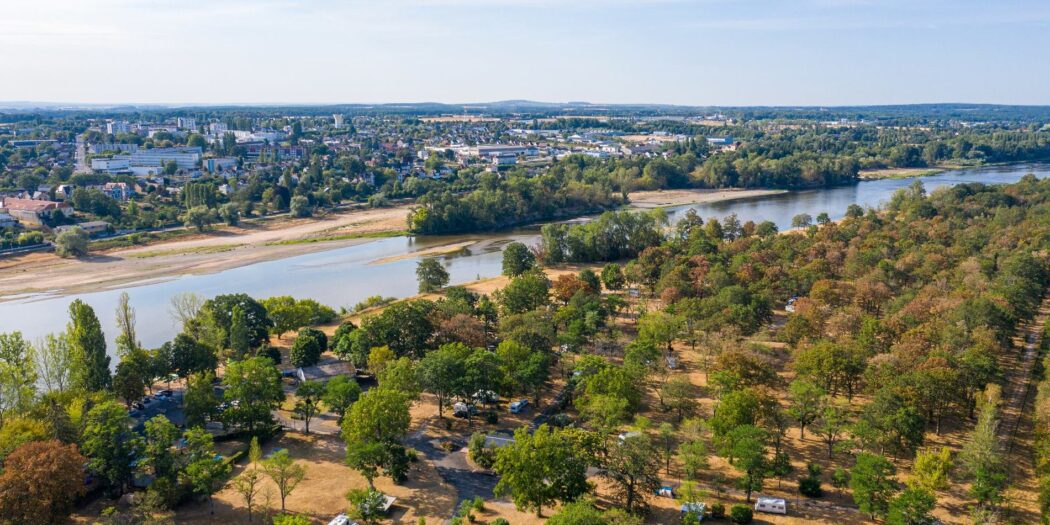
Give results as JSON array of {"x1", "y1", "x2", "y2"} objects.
[{"x1": 4, "y1": 0, "x2": 1050, "y2": 106}]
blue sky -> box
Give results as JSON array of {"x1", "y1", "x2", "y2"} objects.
[{"x1": 2, "y1": 0, "x2": 1049, "y2": 105}]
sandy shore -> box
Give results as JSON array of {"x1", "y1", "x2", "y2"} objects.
[
  {"x1": 627, "y1": 187, "x2": 786, "y2": 208},
  {"x1": 0, "y1": 187, "x2": 791, "y2": 299},
  {"x1": 0, "y1": 205, "x2": 411, "y2": 299}
]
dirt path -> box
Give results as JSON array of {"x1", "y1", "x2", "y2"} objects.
[
  {"x1": 1002, "y1": 292, "x2": 1049, "y2": 453},
  {"x1": 1000, "y1": 292, "x2": 1050, "y2": 521}
]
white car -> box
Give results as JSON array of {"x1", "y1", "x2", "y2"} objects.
[{"x1": 509, "y1": 399, "x2": 529, "y2": 413}]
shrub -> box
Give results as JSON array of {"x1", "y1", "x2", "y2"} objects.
[
  {"x1": 471, "y1": 496, "x2": 485, "y2": 511},
  {"x1": 710, "y1": 502, "x2": 726, "y2": 519},
  {"x1": 729, "y1": 504, "x2": 753, "y2": 524},
  {"x1": 54, "y1": 227, "x2": 89, "y2": 258},
  {"x1": 484, "y1": 411, "x2": 499, "y2": 424},
  {"x1": 468, "y1": 433, "x2": 496, "y2": 469},
  {"x1": 492, "y1": 519, "x2": 510, "y2": 525},
  {"x1": 799, "y1": 462, "x2": 824, "y2": 498}
]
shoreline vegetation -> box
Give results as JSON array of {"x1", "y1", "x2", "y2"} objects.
[
  {"x1": 0, "y1": 187, "x2": 790, "y2": 300},
  {"x1": 0, "y1": 161, "x2": 1044, "y2": 301}
]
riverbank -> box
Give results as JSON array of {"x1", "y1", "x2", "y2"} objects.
[
  {"x1": 0, "y1": 204, "x2": 412, "y2": 299},
  {"x1": 0, "y1": 188, "x2": 788, "y2": 300},
  {"x1": 627, "y1": 187, "x2": 787, "y2": 208}
]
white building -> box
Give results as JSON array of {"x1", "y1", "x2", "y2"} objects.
[
  {"x1": 106, "y1": 121, "x2": 131, "y2": 135},
  {"x1": 91, "y1": 157, "x2": 131, "y2": 174},
  {"x1": 89, "y1": 143, "x2": 139, "y2": 155},
  {"x1": 127, "y1": 147, "x2": 202, "y2": 170},
  {"x1": 176, "y1": 117, "x2": 197, "y2": 131},
  {"x1": 333, "y1": 114, "x2": 345, "y2": 128},
  {"x1": 208, "y1": 122, "x2": 229, "y2": 135}
]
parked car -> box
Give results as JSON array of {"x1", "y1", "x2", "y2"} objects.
[
  {"x1": 157, "y1": 389, "x2": 174, "y2": 398},
  {"x1": 509, "y1": 399, "x2": 529, "y2": 413}
]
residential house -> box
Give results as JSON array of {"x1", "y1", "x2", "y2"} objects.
[{"x1": 0, "y1": 198, "x2": 73, "y2": 225}]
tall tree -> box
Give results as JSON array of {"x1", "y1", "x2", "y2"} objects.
[
  {"x1": 82, "y1": 400, "x2": 142, "y2": 494},
  {"x1": 114, "y1": 291, "x2": 139, "y2": 357},
  {"x1": 68, "y1": 300, "x2": 110, "y2": 391},
  {"x1": 342, "y1": 386, "x2": 411, "y2": 488},
  {"x1": 493, "y1": 424, "x2": 591, "y2": 517},
  {"x1": 0, "y1": 332, "x2": 37, "y2": 425},
  {"x1": 33, "y1": 333, "x2": 73, "y2": 394},
  {"x1": 221, "y1": 357, "x2": 284, "y2": 434},
  {"x1": 601, "y1": 433, "x2": 661, "y2": 514}
]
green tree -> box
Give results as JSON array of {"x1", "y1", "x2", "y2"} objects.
[
  {"x1": 82, "y1": 400, "x2": 142, "y2": 494},
  {"x1": 678, "y1": 439, "x2": 709, "y2": 481},
  {"x1": 0, "y1": 332, "x2": 37, "y2": 424},
  {"x1": 502, "y1": 242, "x2": 536, "y2": 277},
  {"x1": 600, "y1": 263, "x2": 626, "y2": 291},
  {"x1": 787, "y1": 379, "x2": 824, "y2": 440},
  {"x1": 262, "y1": 449, "x2": 306, "y2": 513},
  {"x1": 293, "y1": 380, "x2": 325, "y2": 434},
  {"x1": 161, "y1": 333, "x2": 217, "y2": 379},
  {"x1": 68, "y1": 299, "x2": 110, "y2": 391},
  {"x1": 850, "y1": 453, "x2": 898, "y2": 519},
  {"x1": 290, "y1": 328, "x2": 326, "y2": 368},
  {"x1": 887, "y1": 487, "x2": 936, "y2": 525},
  {"x1": 494, "y1": 270, "x2": 550, "y2": 315},
  {"x1": 229, "y1": 305, "x2": 251, "y2": 357},
  {"x1": 601, "y1": 433, "x2": 661, "y2": 514},
  {"x1": 813, "y1": 401, "x2": 848, "y2": 458},
  {"x1": 112, "y1": 355, "x2": 147, "y2": 408},
  {"x1": 222, "y1": 357, "x2": 285, "y2": 434},
  {"x1": 416, "y1": 343, "x2": 470, "y2": 418},
  {"x1": 731, "y1": 425, "x2": 768, "y2": 502},
  {"x1": 416, "y1": 258, "x2": 450, "y2": 293},
  {"x1": 960, "y1": 393, "x2": 1007, "y2": 507},
  {"x1": 494, "y1": 424, "x2": 591, "y2": 517},
  {"x1": 323, "y1": 375, "x2": 362, "y2": 424},
  {"x1": 54, "y1": 227, "x2": 89, "y2": 258},
  {"x1": 342, "y1": 386, "x2": 411, "y2": 488},
  {"x1": 791, "y1": 213, "x2": 812, "y2": 229},
  {"x1": 184, "y1": 371, "x2": 219, "y2": 428},
  {"x1": 181, "y1": 205, "x2": 215, "y2": 232}
]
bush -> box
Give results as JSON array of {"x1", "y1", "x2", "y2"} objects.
[
  {"x1": 484, "y1": 411, "x2": 498, "y2": 424},
  {"x1": 54, "y1": 227, "x2": 89, "y2": 257},
  {"x1": 492, "y1": 519, "x2": 509, "y2": 525},
  {"x1": 710, "y1": 502, "x2": 725, "y2": 519},
  {"x1": 729, "y1": 504, "x2": 753, "y2": 524},
  {"x1": 468, "y1": 432, "x2": 496, "y2": 469},
  {"x1": 799, "y1": 462, "x2": 824, "y2": 498},
  {"x1": 471, "y1": 496, "x2": 485, "y2": 512},
  {"x1": 799, "y1": 475, "x2": 824, "y2": 497},
  {"x1": 259, "y1": 344, "x2": 282, "y2": 365}
]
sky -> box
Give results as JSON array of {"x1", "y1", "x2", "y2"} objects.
[{"x1": 2, "y1": 0, "x2": 1049, "y2": 106}]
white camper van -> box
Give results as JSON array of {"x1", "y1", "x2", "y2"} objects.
[{"x1": 754, "y1": 496, "x2": 787, "y2": 515}]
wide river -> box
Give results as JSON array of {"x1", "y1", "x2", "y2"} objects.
[{"x1": 0, "y1": 163, "x2": 1045, "y2": 355}]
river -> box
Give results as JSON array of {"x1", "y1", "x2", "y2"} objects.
[{"x1": 0, "y1": 163, "x2": 1045, "y2": 354}]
